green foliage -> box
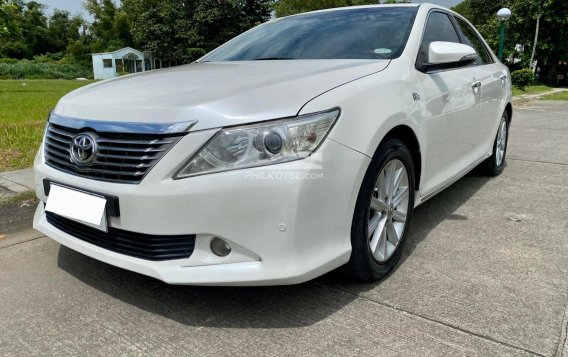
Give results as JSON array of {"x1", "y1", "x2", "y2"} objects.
[
  {"x1": 0, "y1": 0, "x2": 84, "y2": 59},
  {"x1": 451, "y1": 0, "x2": 568, "y2": 84},
  {"x1": 84, "y1": 0, "x2": 132, "y2": 48},
  {"x1": 274, "y1": 0, "x2": 379, "y2": 17},
  {"x1": 122, "y1": 0, "x2": 273, "y2": 63},
  {"x1": 511, "y1": 68, "x2": 535, "y2": 90},
  {"x1": 46, "y1": 10, "x2": 84, "y2": 54},
  {"x1": 0, "y1": 60, "x2": 91, "y2": 79}
]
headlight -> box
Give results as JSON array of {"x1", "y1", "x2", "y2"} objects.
[{"x1": 174, "y1": 108, "x2": 340, "y2": 178}]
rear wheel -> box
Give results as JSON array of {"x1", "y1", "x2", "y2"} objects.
[
  {"x1": 349, "y1": 137, "x2": 415, "y2": 282},
  {"x1": 481, "y1": 112, "x2": 509, "y2": 176}
]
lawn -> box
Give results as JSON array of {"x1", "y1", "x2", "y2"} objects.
[
  {"x1": 541, "y1": 90, "x2": 568, "y2": 101},
  {"x1": 512, "y1": 85, "x2": 553, "y2": 96},
  {"x1": 0, "y1": 79, "x2": 94, "y2": 172}
]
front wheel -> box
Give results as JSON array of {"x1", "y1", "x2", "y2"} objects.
[
  {"x1": 349, "y1": 137, "x2": 415, "y2": 282},
  {"x1": 481, "y1": 112, "x2": 509, "y2": 176}
]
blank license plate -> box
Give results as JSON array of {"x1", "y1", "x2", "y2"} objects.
[{"x1": 45, "y1": 184, "x2": 108, "y2": 232}]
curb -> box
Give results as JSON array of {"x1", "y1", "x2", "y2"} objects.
[
  {"x1": 0, "y1": 168, "x2": 34, "y2": 199},
  {"x1": 512, "y1": 88, "x2": 568, "y2": 105}
]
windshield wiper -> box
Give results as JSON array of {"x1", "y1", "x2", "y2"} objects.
[{"x1": 252, "y1": 57, "x2": 296, "y2": 61}]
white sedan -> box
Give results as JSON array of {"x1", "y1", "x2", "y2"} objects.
[{"x1": 33, "y1": 3, "x2": 512, "y2": 285}]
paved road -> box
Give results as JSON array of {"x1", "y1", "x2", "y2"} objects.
[{"x1": 1, "y1": 101, "x2": 567, "y2": 356}]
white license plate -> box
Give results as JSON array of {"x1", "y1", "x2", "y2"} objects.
[{"x1": 45, "y1": 184, "x2": 108, "y2": 232}]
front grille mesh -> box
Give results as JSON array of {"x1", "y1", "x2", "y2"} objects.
[
  {"x1": 46, "y1": 212, "x2": 196, "y2": 261},
  {"x1": 44, "y1": 123, "x2": 182, "y2": 184}
]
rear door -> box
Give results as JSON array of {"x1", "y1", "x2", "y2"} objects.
[
  {"x1": 452, "y1": 15, "x2": 507, "y2": 157},
  {"x1": 416, "y1": 11, "x2": 480, "y2": 194}
]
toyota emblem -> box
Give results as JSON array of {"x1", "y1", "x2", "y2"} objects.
[{"x1": 70, "y1": 133, "x2": 97, "y2": 165}]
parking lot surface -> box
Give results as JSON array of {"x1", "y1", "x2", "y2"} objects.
[{"x1": 1, "y1": 101, "x2": 567, "y2": 356}]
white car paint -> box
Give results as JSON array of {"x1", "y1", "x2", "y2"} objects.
[{"x1": 33, "y1": 3, "x2": 512, "y2": 285}]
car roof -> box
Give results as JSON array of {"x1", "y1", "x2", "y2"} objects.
[{"x1": 278, "y1": 3, "x2": 452, "y2": 19}]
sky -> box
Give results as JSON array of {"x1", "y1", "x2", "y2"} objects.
[{"x1": 40, "y1": 0, "x2": 463, "y2": 21}]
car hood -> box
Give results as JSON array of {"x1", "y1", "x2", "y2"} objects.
[{"x1": 54, "y1": 60, "x2": 389, "y2": 131}]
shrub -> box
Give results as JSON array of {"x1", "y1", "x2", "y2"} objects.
[
  {"x1": 0, "y1": 58, "x2": 19, "y2": 64},
  {"x1": 0, "y1": 60, "x2": 92, "y2": 79},
  {"x1": 511, "y1": 68, "x2": 535, "y2": 91}
]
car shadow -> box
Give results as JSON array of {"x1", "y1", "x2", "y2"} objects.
[
  {"x1": 57, "y1": 245, "x2": 357, "y2": 328},
  {"x1": 57, "y1": 170, "x2": 493, "y2": 328}
]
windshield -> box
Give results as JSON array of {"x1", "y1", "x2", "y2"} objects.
[{"x1": 202, "y1": 7, "x2": 418, "y2": 62}]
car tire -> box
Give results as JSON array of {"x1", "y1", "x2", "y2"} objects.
[
  {"x1": 481, "y1": 111, "x2": 509, "y2": 176},
  {"x1": 349, "y1": 137, "x2": 415, "y2": 282}
]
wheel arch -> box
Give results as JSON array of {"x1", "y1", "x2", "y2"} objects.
[
  {"x1": 505, "y1": 102, "x2": 513, "y2": 124},
  {"x1": 382, "y1": 125, "x2": 422, "y2": 191}
]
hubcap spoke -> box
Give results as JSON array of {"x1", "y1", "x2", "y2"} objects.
[
  {"x1": 371, "y1": 197, "x2": 388, "y2": 212},
  {"x1": 386, "y1": 219, "x2": 400, "y2": 245},
  {"x1": 384, "y1": 162, "x2": 395, "y2": 198},
  {"x1": 368, "y1": 212, "x2": 381, "y2": 237},
  {"x1": 393, "y1": 186, "x2": 409, "y2": 208},
  {"x1": 370, "y1": 216, "x2": 387, "y2": 256},
  {"x1": 392, "y1": 209, "x2": 406, "y2": 222},
  {"x1": 392, "y1": 163, "x2": 404, "y2": 194}
]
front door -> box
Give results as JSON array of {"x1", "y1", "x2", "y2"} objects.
[{"x1": 415, "y1": 11, "x2": 480, "y2": 194}]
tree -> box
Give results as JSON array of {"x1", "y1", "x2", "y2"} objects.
[
  {"x1": 20, "y1": 1, "x2": 49, "y2": 56},
  {"x1": 0, "y1": 0, "x2": 52, "y2": 59},
  {"x1": 0, "y1": 0, "x2": 25, "y2": 58},
  {"x1": 46, "y1": 10, "x2": 83, "y2": 54},
  {"x1": 451, "y1": 0, "x2": 568, "y2": 84},
  {"x1": 274, "y1": 0, "x2": 379, "y2": 17},
  {"x1": 122, "y1": 0, "x2": 273, "y2": 63},
  {"x1": 0, "y1": 0, "x2": 87, "y2": 59},
  {"x1": 84, "y1": 0, "x2": 132, "y2": 50}
]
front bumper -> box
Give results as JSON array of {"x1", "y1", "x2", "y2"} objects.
[{"x1": 33, "y1": 131, "x2": 370, "y2": 286}]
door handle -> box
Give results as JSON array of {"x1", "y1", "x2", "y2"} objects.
[
  {"x1": 500, "y1": 75, "x2": 507, "y2": 86},
  {"x1": 471, "y1": 81, "x2": 481, "y2": 93}
]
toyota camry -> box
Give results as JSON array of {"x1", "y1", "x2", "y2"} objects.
[{"x1": 33, "y1": 3, "x2": 512, "y2": 285}]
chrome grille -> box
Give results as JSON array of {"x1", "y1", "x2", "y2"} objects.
[{"x1": 44, "y1": 122, "x2": 183, "y2": 184}]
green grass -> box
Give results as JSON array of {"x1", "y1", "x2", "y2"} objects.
[
  {"x1": 541, "y1": 91, "x2": 568, "y2": 100},
  {"x1": 0, "y1": 80, "x2": 94, "y2": 171},
  {"x1": 512, "y1": 85, "x2": 553, "y2": 96},
  {"x1": 0, "y1": 191, "x2": 38, "y2": 205}
]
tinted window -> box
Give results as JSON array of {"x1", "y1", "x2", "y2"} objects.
[
  {"x1": 203, "y1": 7, "x2": 417, "y2": 61},
  {"x1": 417, "y1": 12, "x2": 460, "y2": 65},
  {"x1": 454, "y1": 17, "x2": 493, "y2": 65}
]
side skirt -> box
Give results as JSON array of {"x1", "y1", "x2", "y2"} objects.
[{"x1": 414, "y1": 153, "x2": 491, "y2": 208}]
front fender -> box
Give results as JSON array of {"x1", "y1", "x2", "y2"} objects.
[{"x1": 299, "y1": 58, "x2": 426, "y2": 176}]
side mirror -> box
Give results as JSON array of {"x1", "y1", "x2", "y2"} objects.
[{"x1": 419, "y1": 41, "x2": 477, "y2": 72}]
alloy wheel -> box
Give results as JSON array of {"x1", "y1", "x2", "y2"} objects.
[
  {"x1": 368, "y1": 159, "x2": 410, "y2": 262},
  {"x1": 496, "y1": 117, "x2": 507, "y2": 166}
]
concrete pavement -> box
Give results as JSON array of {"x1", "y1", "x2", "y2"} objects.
[
  {"x1": 1, "y1": 101, "x2": 567, "y2": 356},
  {"x1": 0, "y1": 168, "x2": 34, "y2": 200}
]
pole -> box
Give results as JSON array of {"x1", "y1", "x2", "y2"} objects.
[
  {"x1": 498, "y1": 21, "x2": 505, "y2": 61},
  {"x1": 529, "y1": 15, "x2": 540, "y2": 72}
]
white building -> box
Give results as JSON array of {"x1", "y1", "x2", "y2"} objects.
[{"x1": 91, "y1": 47, "x2": 145, "y2": 80}]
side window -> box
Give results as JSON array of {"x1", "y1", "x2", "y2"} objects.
[
  {"x1": 417, "y1": 12, "x2": 461, "y2": 65},
  {"x1": 453, "y1": 17, "x2": 493, "y2": 65}
]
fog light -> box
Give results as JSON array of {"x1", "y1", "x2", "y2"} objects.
[{"x1": 210, "y1": 237, "x2": 231, "y2": 257}]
